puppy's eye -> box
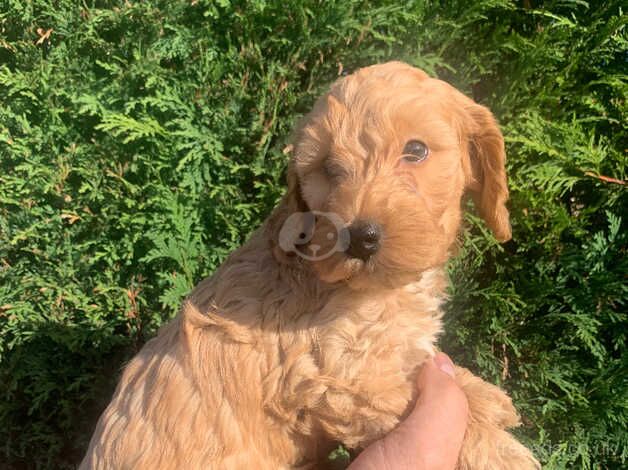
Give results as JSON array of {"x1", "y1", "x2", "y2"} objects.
[
  {"x1": 324, "y1": 160, "x2": 347, "y2": 181},
  {"x1": 401, "y1": 140, "x2": 429, "y2": 163}
]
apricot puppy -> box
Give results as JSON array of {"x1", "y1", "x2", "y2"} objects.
[{"x1": 82, "y1": 61, "x2": 539, "y2": 469}]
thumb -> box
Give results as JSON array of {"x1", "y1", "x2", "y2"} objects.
[
  {"x1": 390, "y1": 353, "x2": 468, "y2": 469},
  {"x1": 415, "y1": 352, "x2": 459, "y2": 399}
]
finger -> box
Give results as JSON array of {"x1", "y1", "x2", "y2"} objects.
[
  {"x1": 390, "y1": 354, "x2": 468, "y2": 469},
  {"x1": 434, "y1": 352, "x2": 456, "y2": 378},
  {"x1": 416, "y1": 353, "x2": 457, "y2": 394}
]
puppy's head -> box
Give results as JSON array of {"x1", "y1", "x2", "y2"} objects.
[{"x1": 268, "y1": 61, "x2": 510, "y2": 288}]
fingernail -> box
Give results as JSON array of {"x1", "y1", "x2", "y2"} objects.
[{"x1": 434, "y1": 353, "x2": 455, "y2": 378}]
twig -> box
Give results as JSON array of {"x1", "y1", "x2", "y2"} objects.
[{"x1": 584, "y1": 171, "x2": 626, "y2": 185}]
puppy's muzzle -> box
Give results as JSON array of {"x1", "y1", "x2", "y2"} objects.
[{"x1": 346, "y1": 220, "x2": 381, "y2": 261}]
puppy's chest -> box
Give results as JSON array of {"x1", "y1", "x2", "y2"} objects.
[
  {"x1": 273, "y1": 292, "x2": 442, "y2": 445},
  {"x1": 315, "y1": 302, "x2": 438, "y2": 382}
]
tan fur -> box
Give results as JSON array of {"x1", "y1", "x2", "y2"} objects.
[{"x1": 81, "y1": 62, "x2": 538, "y2": 469}]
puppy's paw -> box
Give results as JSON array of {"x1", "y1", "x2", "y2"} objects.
[
  {"x1": 455, "y1": 366, "x2": 520, "y2": 429},
  {"x1": 458, "y1": 426, "x2": 540, "y2": 470},
  {"x1": 454, "y1": 367, "x2": 539, "y2": 470}
]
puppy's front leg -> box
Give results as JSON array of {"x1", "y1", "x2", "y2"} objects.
[{"x1": 454, "y1": 367, "x2": 540, "y2": 470}]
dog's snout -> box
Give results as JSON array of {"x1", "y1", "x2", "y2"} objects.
[{"x1": 346, "y1": 221, "x2": 381, "y2": 261}]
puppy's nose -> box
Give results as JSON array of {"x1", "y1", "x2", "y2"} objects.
[{"x1": 346, "y1": 221, "x2": 381, "y2": 261}]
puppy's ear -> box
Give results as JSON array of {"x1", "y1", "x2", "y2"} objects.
[
  {"x1": 265, "y1": 158, "x2": 309, "y2": 263},
  {"x1": 463, "y1": 103, "x2": 512, "y2": 242}
]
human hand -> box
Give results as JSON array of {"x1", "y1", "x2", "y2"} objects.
[{"x1": 348, "y1": 353, "x2": 469, "y2": 470}]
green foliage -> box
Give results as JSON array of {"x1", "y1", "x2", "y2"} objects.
[{"x1": 0, "y1": 0, "x2": 626, "y2": 468}]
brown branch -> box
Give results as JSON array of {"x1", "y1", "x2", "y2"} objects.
[{"x1": 584, "y1": 171, "x2": 626, "y2": 185}]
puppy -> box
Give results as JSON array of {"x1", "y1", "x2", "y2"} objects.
[{"x1": 81, "y1": 61, "x2": 539, "y2": 469}]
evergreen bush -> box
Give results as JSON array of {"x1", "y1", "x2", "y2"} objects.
[{"x1": 1, "y1": 1, "x2": 625, "y2": 468}]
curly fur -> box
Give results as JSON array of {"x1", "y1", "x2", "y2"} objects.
[{"x1": 81, "y1": 62, "x2": 539, "y2": 469}]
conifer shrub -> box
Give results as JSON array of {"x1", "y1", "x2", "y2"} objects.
[{"x1": 1, "y1": 1, "x2": 625, "y2": 468}]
